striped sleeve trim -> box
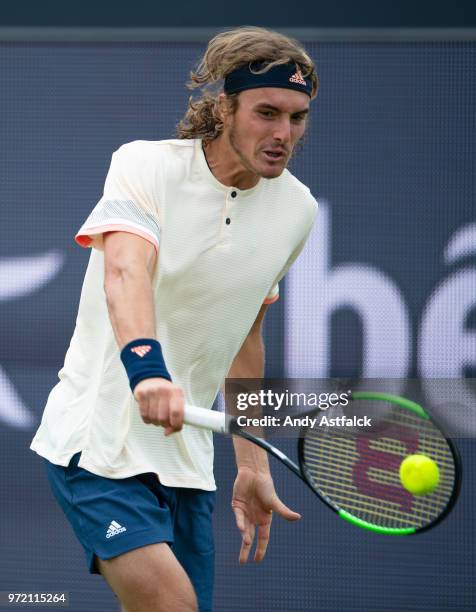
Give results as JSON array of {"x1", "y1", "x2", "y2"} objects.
[
  {"x1": 75, "y1": 199, "x2": 160, "y2": 251},
  {"x1": 263, "y1": 284, "x2": 279, "y2": 304},
  {"x1": 75, "y1": 222, "x2": 159, "y2": 251},
  {"x1": 263, "y1": 293, "x2": 279, "y2": 305}
]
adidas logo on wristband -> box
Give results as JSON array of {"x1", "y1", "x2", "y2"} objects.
[
  {"x1": 130, "y1": 345, "x2": 152, "y2": 358},
  {"x1": 121, "y1": 338, "x2": 172, "y2": 388}
]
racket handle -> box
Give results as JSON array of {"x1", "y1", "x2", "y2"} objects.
[{"x1": 184, "y1": 404, "x2": 230, "y2": 433}]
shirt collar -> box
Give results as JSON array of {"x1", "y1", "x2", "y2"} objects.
[{"x1": 193, "y1": 139, "x2": 264, "y2": 198}]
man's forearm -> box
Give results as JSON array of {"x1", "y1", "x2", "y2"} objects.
[
  {"x1": 233, "y1": 432, "x2": 270, "y2": 473},
  {"x1": 227, "y1": 329, "x2": 264, "y2": 379},
  {"x1": 227, "y1": 331, "x2": 271, "y2": 474},
  {"x1": 103, "y1": 232, "x2": 157, "y2": 349},
  {"x1": 104, "y1": 265, "x2": 156, "y2": 348}
]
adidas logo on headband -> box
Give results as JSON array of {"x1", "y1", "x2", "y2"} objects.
[
  {"x1": 289, "y1": 70, "x2": 307, "y2": 86},
  {"x1": 224, "y1": 61, "x2": 313, "y2": 97}
]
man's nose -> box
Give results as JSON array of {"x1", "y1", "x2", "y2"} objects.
[{"x1": 272, "y1": 117, "x2": 291, "y2": 143}]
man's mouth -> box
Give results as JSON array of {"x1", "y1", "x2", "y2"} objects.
[{"x1": 262, "y1": 150, "x2": 286, "y2": 162}]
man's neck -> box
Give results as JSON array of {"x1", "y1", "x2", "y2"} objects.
[{"x1": 202, "y1": 136, "x2": 260, "y2": 190}]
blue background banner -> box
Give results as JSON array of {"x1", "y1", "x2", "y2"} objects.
[{"x1": 0, "y1": 41, "x2": 475, "y2": 610}]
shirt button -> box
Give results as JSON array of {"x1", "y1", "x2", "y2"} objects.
[
  {"x1": 225, "y1": 217, "x2": 231, "y2": 225},
  {"x1": 231, "y1": 191, "x2": 237, "y2": 198}
]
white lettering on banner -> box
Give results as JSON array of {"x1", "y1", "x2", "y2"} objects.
[
  {"x1": 0, "y1": 366, "x2": 36, "y2": 428},
  {"x1": 0, "y1": 252, "x2": 64, "y2": 301},
  {"x1": 0, "y1": 251, "x2": 64, "y2": 428},
  {"x1": 0, "y1": 213, "x2": 474, "y2": 430},
  {"x1": 419, "y1": 224, "x2": 476, "y2": 377},
  {"x1": 419, "y1": 224, "x2": 476, "y2": 433},
  {"x1": 285, "y1": 202, "x2": 410, "y2": 378},
  {"x1": 285, "y1": 202, "x2": 476, "y2": 433}
]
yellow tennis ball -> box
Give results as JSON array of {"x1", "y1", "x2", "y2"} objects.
[{"x1": 399, "y1": 454, "x2": 440, "y2": 496}]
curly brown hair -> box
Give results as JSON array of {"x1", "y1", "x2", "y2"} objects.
[{"x1": 176, "y1": 26, "x2": 318, "y2": 141}]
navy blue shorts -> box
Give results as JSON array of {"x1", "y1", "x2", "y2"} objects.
[{"x1": 44, "y1": 453, "x2": 215, "y2": 612}]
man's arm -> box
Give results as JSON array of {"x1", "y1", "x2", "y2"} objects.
[
  {"x1": 225, "y1": 304, "x2": 301, "y2": 564},
  {"x1": 103, "y1": 231, "x2": 185, "y2": 434},
  {"x1": 104, "y1": 230, "x2": 157, "y2": 345},
  {"x1": 226, "y1": 303, "x2": 270, "y2": 474}
]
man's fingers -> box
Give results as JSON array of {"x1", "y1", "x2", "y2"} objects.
[
  {"x1": 254, "y1": 522, "x2": 271, "y2": 563},
  {"x1": 134, "y1": 379, "x2": 185, "y2": 431},
  {"x1": 239, "y1": 539, "x2": 252, "y2": 564},
  {"x1": 271, "y1": 497, "x2": 302, "y2": 521},
  {"x1": 233, "y1": 506, "x2": 256, "y2": 564},
  {"x1": 157, "y1": 396, "x2": 169, "y2": 428},
  {"x1": 239, "y1": 523, "x2": 255, "y2": 564},
  {"x1": 234, "y1": 506, "x2": 253, "y2": 544},
  {"x1": 233, "y1": 506, "x2": 246, "y2": 533},
  {"x1": 139, "y1": 396, "x2": 152, "y2": 424},
  {"x1": 165, "y1": 392, "x2": 184, "y2": 435},
  {"x1": 148, "y1": 394, "x2": 161, "y2": 425}
]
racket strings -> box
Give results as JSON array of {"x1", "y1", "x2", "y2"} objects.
[{"x1": 302, "y1": 405, "x2": 456, "y2": 530}]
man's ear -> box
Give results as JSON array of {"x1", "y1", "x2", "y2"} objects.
[{"x1": 218, "y1": 93, "x2": 235, "y2": 127}]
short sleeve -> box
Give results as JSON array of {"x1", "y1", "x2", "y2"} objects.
[
  {"x1": 75, "y1": 142, "x2": 161, "y2": 252},
  {"x1": 264, "y1": 283, "x2": 280, "y2": 304},
  {"x1": 263, "y1": 200, "x2": 317, "y2": 305}
]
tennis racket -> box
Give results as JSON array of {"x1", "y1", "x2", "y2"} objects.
[{"x1": 184, "y1": 391, "x2": 462, "y2": 535}]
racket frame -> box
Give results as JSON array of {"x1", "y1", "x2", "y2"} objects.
[
  {"x1": 297, "y1": 391, "x2": 463, "y2": 535},
  {"x1": 184, "y1": 392, "x2": 462, "y2": 535}
]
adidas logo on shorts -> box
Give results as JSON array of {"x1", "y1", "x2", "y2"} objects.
[{"x1": 106, "y1": 520, "x2": 127, "y2": 539}]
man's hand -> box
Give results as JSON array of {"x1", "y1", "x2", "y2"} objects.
[
  {"x1": 231, "y1": 466, "x2": 301, "y2": 564},
  {"x1": 133, "y1": 378, "x2": 185, "y2": 435}
]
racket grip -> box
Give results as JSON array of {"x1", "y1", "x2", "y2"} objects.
[{"x1": 184, "y1": 404, "x2": 230, "y2": 433}]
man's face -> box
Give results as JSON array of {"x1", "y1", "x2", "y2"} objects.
[{"x1": 224, "y1": 87, "x2": 310, "y2": 179}]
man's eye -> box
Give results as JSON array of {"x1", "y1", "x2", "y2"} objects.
[
  {"x1": 259, "y1": 111, "x2": 275, "y2": 118},
  {"x1": 292, "y1": 115, "x2": 306, "y2": 122}
]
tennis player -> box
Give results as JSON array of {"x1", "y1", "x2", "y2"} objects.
[{"x1": 31, "y1": 26, "x2": 319, "y2": 612}]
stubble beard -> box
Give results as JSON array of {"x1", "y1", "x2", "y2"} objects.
[{"x1": 228, "y1": 124, "x2": 286, "y2": 180}]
